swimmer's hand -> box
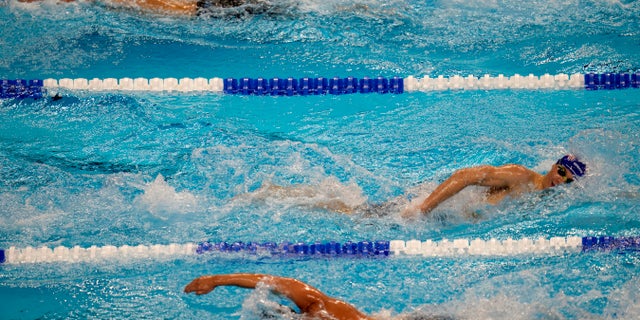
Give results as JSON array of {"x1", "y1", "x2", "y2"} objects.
[
  {"x1": 400, "y1": 203, "x2": 421, "y2": 218},
  {"x1": 184, "y1": 276, "x2": 219, "y2": 295}
]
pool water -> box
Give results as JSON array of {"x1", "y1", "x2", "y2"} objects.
[{"x1": 1, "y1": 0, "x2": 639, "y2": 319}]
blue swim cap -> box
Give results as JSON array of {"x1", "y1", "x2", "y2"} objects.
[{"x1": 556, "y1": 154, "x2": 587, "y2": 178}]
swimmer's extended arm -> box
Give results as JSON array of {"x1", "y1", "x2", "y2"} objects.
[
  {"x1": 18, "y1": 0, "x2": 75, "y2": 2},
  {"x1": 403, "y1": 165, "x2": 535, "y2": 217},
  {"x1": 185, "y1": 273, "x2": 370, "y2": 319},
  {"x1": 17, "y1": 0, "x2": 199, "y2": 15},
  {"x1": 184, "y1": 274, "x2": 318, "y2": 300},
  {"x1": 107, "y1": 0, "x2": 198, "y2": 15}
]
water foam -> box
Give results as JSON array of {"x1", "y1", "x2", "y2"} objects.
[
  {"x1": 134, "y1": 174, "x2": 198, "y2": 217},
  {"x1": 233, "y1": 176, "x2": 368, "y2": 214}
]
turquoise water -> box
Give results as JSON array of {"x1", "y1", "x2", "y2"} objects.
[{"x1": 1, "y1": 0, "x2": 639, "y2": 319}]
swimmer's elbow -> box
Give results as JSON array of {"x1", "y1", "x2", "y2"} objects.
[{"x1": 451, "y1": 167, "x2": 480, "y2": 183}]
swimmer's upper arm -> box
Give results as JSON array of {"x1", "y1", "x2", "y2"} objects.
[
  {"x1": 413, "y1": 165, "x2": 532, "y2": 215},
  {"x1": 263, "y1": 277, "x2": 329, "y2": 312},
  {"x1": 459, "y1": 165, "x2": 530, "y2": 187}
]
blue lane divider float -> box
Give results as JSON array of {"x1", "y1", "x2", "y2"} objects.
[
  {"x1": 0, "y1": 79, "x2": 45, "y2": 99},
  {"x1": 1, "y1": 73, "x2": 639, "y2": 99},
  {"x1": 581, "y1": 236, "x2": 640, "y2": 252},
  {"x1": 195, "y1": 240, "x2": 391, "y2": 256},
  {"x1": 2, "y1": 236, "x2": 639, "y2": 264},
  {"x1": 584, "y1": 72, "x2": 640, "y2": 90},
  {"x1": 224, "y1": 76, "x2": 404, "y2": 95}
]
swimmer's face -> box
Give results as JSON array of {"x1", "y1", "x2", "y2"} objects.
[{"x1": 549, "y1": 163, "x2": 574, "y2": 187}]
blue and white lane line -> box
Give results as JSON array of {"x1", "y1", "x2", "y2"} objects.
[
  {"x1": 2, "y1": 73, "x2": 639, "y2": 99},
  {"x1": 1, "y1": 236, "x2": 639, "y2": 264}
]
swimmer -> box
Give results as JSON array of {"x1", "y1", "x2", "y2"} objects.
[
  {"x1": 185, "y1": 273, "x2": 373, "y2": 319},
  {"x1": 400, "y1": 154, "x2": 587, "y2": 218},
  {"x1": 17, "y1": 0, "x2": 272, "y2": 16},
  {"x1": 240, "y1": 154, "x2": 586, "y2": 218}
]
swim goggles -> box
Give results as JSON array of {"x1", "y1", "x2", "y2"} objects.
[{"x1": 557, "y1": 165, "x2": 574, "y2": 184}]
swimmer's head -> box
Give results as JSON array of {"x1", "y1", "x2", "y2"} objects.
[{"x1": 556, "y1": 154, "x2": 586, "y2": 178}]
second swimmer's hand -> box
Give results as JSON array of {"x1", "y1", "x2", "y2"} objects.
[
  {"x1": 400, "y1": 203, "x2": 420, "y2": 218},
  {"x1": 184, "y1": 276, "x2": 218, "y2": 295}
]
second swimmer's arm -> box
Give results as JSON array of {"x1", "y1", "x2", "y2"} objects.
[
  {"x1": 185, "y1": 273, "x2": 371, "y2": 319},
  {"x1": 185, "y1": 274, "x2": 325, "y2": 311},
  {"x1": 108, "y1": 0, "x2": 198, "y2": 15}
]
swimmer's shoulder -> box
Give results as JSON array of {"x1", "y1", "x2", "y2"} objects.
[{"x1": 494, "y1": 164, "x2": 539, "y2": 177}]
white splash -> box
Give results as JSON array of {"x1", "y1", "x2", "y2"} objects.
[
  {"x1": 135, "y1": 174, "x2": 198, "y2": 217},
  {"x1": 231, "y1": 176, "x2": 368, "y2": 214}
]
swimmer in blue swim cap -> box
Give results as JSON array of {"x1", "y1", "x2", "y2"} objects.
[
  {"x1": 555, "y1": 154, "x2": 587, "y2": 180},
  {"x1": 238, "y1": 154, "x2": 586, "y2": 218},
  {"x1": 401, "y1": 154, "x2": 587, "y2": 218}
]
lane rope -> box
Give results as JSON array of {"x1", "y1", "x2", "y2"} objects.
[
  {"x1": 2, "y1": 236, "x2": 638, "y2": 264},
  {"x1": 2, "y1": 73, "x2": 639, "y2": 99}
]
